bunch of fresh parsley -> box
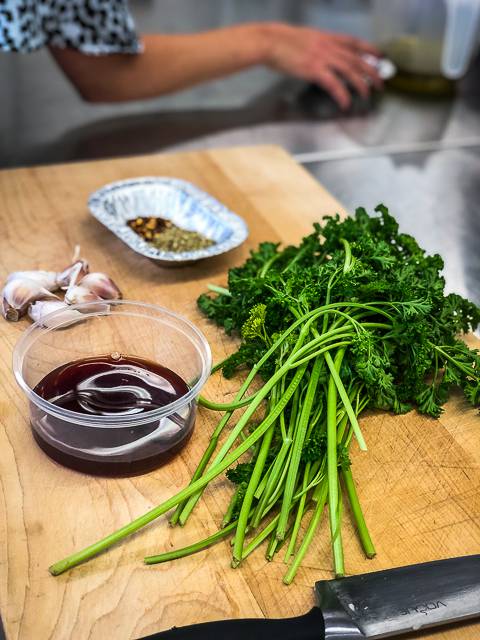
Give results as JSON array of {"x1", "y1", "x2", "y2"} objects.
[{"x1": 175, "y1": 205, "x2": 479, "y2": 580}]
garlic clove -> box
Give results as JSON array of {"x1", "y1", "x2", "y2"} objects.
[
  {"x1": 56, "y1": 259, "x2": 89, "y2": 289},
  {"x1": 1, "y1": 278, "x2": 58, "y2": 322},
  {"x1": 77, "y1": 272, "x2": 122, "y2": 300},
  {"x1": 7, "y1": 271, "x2": 59, "y2": 292},
  {"x1": 28, "y1": 300, "x2": 83, "y2": 328},
  {"x1": 64, "y1": 285, "x2": 110, "y2": 312},
  {"x1": 64, "y1": 285, "x2": 101, "y2": 305}
]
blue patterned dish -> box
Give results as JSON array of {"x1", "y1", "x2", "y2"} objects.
[{"x1": 88, "y1": 177, "x2": 249, "y2": 265}]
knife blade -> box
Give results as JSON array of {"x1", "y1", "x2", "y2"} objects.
[{"x1": 138, "y1": 554, "x2": 480, "y2": 640}]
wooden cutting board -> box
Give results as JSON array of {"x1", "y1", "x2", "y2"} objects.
[{"x1": 0, "y1": 146, "x2": 479, "y2": 640}]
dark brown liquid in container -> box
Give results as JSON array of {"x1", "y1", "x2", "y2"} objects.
[{"x1": 32, "y1": 354, "x2": 195, "y2": 476}]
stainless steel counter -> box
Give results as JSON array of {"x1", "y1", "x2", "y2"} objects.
[{"x1": 168, "y1": 83, "x2": 480, "y2": 156}]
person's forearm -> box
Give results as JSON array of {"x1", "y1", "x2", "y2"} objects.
[
  {"x1": 50, "y1": 21, "x2": 382, "y2": 107},
  {"x1": 50, "y1": 24, "x2": 272, "y2": 103}
]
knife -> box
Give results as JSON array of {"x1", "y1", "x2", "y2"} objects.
[{"x1": 138, "y1": 555, "x2": 480, "y2": 639}]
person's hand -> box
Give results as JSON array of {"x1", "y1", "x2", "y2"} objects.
[{"x1": 263, "y1": 23, "x2": 383, "y2": 109}]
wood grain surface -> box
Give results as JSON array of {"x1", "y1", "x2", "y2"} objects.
[{"x1": 0, "y1": 146, "x2": 479, "y2": 640}]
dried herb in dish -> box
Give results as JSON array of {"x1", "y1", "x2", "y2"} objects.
[{"x1": 128, "y1": 217, "x2": 215, "y2": 253}]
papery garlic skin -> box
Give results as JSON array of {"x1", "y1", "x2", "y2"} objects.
[
  {"x1": 1, "y1": 278, "x2": 58, "y2": 322},
  {"x1": 7, "y1": 271, "x2": 59, "y2": 292},
  {"x1": 28, "y1": 300, "x2": 83, "y2": 328},
  {"x1": 78, "y1": 273, "x2": 122, "y2": 300},
  {"x1": 57, "y1": 259, "x2": 89, "y2": 289}
]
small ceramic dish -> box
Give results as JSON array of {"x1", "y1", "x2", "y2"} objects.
[{"x1": 88, "y1": 177, "x2": 249, "y2": 265}]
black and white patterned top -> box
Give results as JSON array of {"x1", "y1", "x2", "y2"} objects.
[{"x1": 0, "y1": 0, "x2": 141, "y2": 54}]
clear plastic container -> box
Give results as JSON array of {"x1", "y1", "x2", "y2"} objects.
[
  {"x1": 13, "y1": 301, "x2": 211, "y2": 476},
  {"x1": 372, "y1": 0, "x2": 480, "y2": 93}
]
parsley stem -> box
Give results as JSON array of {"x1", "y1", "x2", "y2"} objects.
[
  {"x1": 430, "y1": 343, "x2": 478, "y2": 377},
  {"x1": 251, "y1": 435, "x2": 292, "y2": 528},
  {"x1": 283, "y1": 480, "x2": 328, "y2": 585},
  {"x1": 249, "y1": 468, "x2": 321, "y2": 562},
  {"x1": 278, "y1": 366, "x2": 288, "y2": 441},
  {"x1": 198, "y1": 390, "x2": 262, "y2": 411},
  {"x1": 261, "y1": 443, "x2": 295, "y2": 517},
  {"x1": 325, "y1": 351, "x2": 367, "y2": 451},
  {"x1": 322, "y1": 270, "x2": 338, "y2": 333},
  {"x1": 260, "y1": 252, "x2": 283, "y2": 277},
  {"x1": 144, "y1": 521, "x2": 237, "y2": 565},
  {"x1": 290, "y1": 340, "x2": 352, "y2": 368},
  {"x1": 284, "y1": 462, "x2": 310, "y2": 562},
  {"x1": 207, "y1": 284, "x2": 231, "y2": 297},
  {"x1": 148, "y1": 459, "x2": 325, "y2": 571},
  {"x1": 342, "y1": 466, "x2": 376, "y2": 559},
  {"x1": 276, "y1": 357, "x2": 323, "y2": 541},
  {"x1": 243, "y1": 513, "x2": 281, "y2": 559},
  {"x1": 327, "y1": 349, "x2": 345, "y2": 577},
  {"x1": 340, "y1": 238, "x2": 353, "y2": 274},
  {"x1": 266, "y1": 532, "x2": 279, "y2": 560},
  {"x1": 232, "y1": 422, "x2": 275, "y2": 566},
  {"x1": 289, "y1": 324, "x2": 353, "y2": 362},
  {"x1": 335, "y1": 413, "x2": 350, "y2": 445},
  {"x1": 281, "y1": 242, "x2": 311, "y2": 274}
]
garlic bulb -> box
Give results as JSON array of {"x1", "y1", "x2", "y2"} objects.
[
  {"x1": 1, "y1": 278, "x2": 58, "y2": 322},
  {"x1": 77, "y1": 272, "x2": 122, "y2": 300},
  {"x1": 7, "y1": 271, "x2": 59, "y2": 292},
  {"x1": 28, "y1": 300, "x2": 83, "y2": 328}
]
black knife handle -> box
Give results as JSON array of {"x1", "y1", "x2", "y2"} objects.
[{"x1": 137, "y1": 607, "x2": 325, "y2": 640}]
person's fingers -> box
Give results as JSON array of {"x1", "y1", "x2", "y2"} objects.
[
  {"x1": 331, "y1": 46, "x2": 383, "y2": 89},
  {"x1": 326, "y1": 57, "x2": 370, "y2": 98},
  {"x1": 311, "y1": 67, "x2": 351, "y2": 109},
  {"x1": 331, "y1": 33, "x2": 382, "y2": 57}
]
